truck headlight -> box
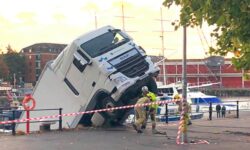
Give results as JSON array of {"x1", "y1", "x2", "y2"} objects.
[{"x1": 113, "y1": 76, "x2": 127, "y2": 85}]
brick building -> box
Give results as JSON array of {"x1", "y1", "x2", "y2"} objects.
[
  {"x1": 21, "y1": 43, "x2": 67, "y2": 84},
  {"x1": 156, "y1": 56, "x2": 250, "y2": 89}
]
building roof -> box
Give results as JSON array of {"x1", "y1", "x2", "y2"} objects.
[{"x1": 21, "y1": 43, "x2": 67, "y2": 54}]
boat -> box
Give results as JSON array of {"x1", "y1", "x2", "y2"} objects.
[
  {"x1": 157, "y1": 82, "x2": 237, "y2": 116},
  {"x1": 0, "y1": 89, "x2": 24, "y2": 132}
]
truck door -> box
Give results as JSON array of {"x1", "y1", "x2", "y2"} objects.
[
  {"x1": 64, "y1": 49, "x2": 89, "y2": 96},
  {"x1": 64, "y1": 49, "x2": 100, "y2": 101}
]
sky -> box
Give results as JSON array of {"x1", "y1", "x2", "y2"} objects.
[{"x1": 0, "y1": 0, "x2": 217, "y2": 59}]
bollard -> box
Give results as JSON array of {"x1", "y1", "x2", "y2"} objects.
[
  {"x1": 209, "y1": 102, "x2": 212, "y2": 120},
  {"x1": 59, "y1": 108, "x2": 62, "y2": 131},
  {"x1": 26, "y1": 110, "x2": 30, "y2": 134},
  {"x1": 236, "y1": 101, "x2": 239, "y2": 118},
  {"x1": 12, "y1": 110, "x2": 16, "y2": 136},
  {"x1": 165, "y1": 104, "x2": 168, "y2": 124}
]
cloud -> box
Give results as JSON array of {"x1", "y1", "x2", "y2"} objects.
[
  {"x1": 0, "y1": 0, "x2": 214, "y2": 59},
  {"x1": 53, "y1": 13, "x2": 66, "y2": 23},
  {"x1": 0, "y1": 16, "x2": 11, "y2": 27},
  {"x1": 16, "y1": 12, "x2": 37, "y2": 25}
]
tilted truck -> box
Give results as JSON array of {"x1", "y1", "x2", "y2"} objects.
[{"x1": 17, "y1": 25, "x2": 159, "y2": 131}]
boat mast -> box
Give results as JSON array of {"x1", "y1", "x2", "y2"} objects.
[{"x1": 160, "y1": 8, "x2": 167, "y2": 85}]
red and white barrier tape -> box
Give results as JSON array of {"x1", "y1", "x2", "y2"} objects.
[
  {"x1": 176, "y1": 104, "x2": 210, "y2": 145},
  {"x1": 0, "y1": 99, "x2": 178, "y2": 125}
]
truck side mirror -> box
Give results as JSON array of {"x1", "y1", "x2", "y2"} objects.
[
  {"x1": 80, "y1": 60, "x2": 87, "y2": 66},
  {"x1": 76, "y1": 49, "x2": 92, "y2": 65},
  {"x1": 88, "y1": 60, "x2": 93, "y2": 65}
]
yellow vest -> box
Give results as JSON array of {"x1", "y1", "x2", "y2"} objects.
[{"x1": 147, "y1": 92, "x2": 158, "y2": 110}]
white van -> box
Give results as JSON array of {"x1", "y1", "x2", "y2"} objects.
[{"x1": 17, "y1": 25, "x2": 159, "y2": 131}]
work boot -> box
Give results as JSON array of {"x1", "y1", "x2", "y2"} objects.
[
  {"x1": 137, "y1": 129, "x2": 143, "y2": 133},
  {"x1": 141, "y1": 125, "x2": 146, "y2": 130},
  {"x1": 132, "y1": 123, "x2": 138, "y2": 132}
]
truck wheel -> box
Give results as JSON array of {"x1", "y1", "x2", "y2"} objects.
[
  {"x1": 102, "y1": 97, "x2": 116, "y2": 117},
  {"x1": 97, "y1": 96, "x2": 125, "y2": 126},
  {"x1": 98, "y1": 97, "x2": 123, "y2": 118}
]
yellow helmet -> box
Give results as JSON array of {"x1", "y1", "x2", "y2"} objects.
[{"x1": 174, "y1": 94, "x2": 181, "y2": 99}]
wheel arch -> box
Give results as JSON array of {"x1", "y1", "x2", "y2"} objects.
[{"x1": 86, "y1": 89, "x2": 110, "y2": 110}]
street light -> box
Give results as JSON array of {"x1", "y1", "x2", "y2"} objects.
[{"x1": 182, "y1": 26, "x2": 188, "y2": 143}]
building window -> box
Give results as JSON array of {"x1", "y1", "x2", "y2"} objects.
[
  {"x1": 35, "y1": 62, "x2": 41, "y2": 69},
  {"x1": 35, "y1": 69, "x2": 41, "y2": 80},
  {"x1": 36, "y1": 76, "x2": 39, "y2": 81},
  {"x1": 35, "y1": 54, "x2": 41, "y2": 60},
  {"x1": 36, "y1": 69, "x2": 40, "y2": 75}
]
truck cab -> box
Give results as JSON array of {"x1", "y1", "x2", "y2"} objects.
[{"x1": 17, "y1": 25, "x2": 159, "y2": 131}]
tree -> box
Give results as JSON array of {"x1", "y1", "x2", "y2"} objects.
[
  {"x1": 0, "y1": 55, "x2": 9, "y2": 80},
  {"x1": 3, "y1": 45, "x2": 25, "y2": 84},
  {"x1": 163, "y1": 0, "x2": 250, "y2": 72}
]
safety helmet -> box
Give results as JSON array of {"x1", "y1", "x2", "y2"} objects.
[
  {"x1": 141, "y1": 86, "x2": 149, "y2": 93},
  {"x1": 174, "y1": 94, "x2": 181, "y2": 99}
]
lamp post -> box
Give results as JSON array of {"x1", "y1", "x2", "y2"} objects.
[{"x1": 182, "y1": 26, "x2": 188, "y2": 143}]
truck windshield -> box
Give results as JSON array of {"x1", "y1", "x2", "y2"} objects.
[{"x1": 80, "y1": 30, "x2": 129, "y2": 58}]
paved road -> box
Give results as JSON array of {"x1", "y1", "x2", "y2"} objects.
[{"x1": 1, "y1": 111, "x2": 250, "y2": 150}]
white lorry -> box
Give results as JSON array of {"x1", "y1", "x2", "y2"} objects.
[{"x1": 17, "y1": 25, "x2": 159, "y2": 131}]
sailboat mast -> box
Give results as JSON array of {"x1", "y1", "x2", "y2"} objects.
[{"x1": 160, "y1": 8, "x2": 166, "y2": 85}]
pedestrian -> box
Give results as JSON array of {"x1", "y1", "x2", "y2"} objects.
[
  {"x1": 209, "y1": 104, "x2": 212, "y2": 120},
  {"x1": 221, "y1": 105, "x2": 226, "y2": 118},
  {"x1": 216, "y1": 104, "x2": 221, "y2": 118},
  {"x1": 140, "y1": 86, "x2": 159, "y2": 134},
  {"x1": 132, "y1": 96, "x2": 150, "y2": 133}
]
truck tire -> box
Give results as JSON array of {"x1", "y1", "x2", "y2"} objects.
[
  {"x1": 97, "y1": 96, "x2": 125, "y2": 126},
  {"x1": 100, "y1": 97, "x2": 117, "y2": 117}
]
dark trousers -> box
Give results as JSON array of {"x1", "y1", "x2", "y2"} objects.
[
  {"x1": 217, "y1": 111, "x2": 221, "y2": 118},
  {"x1": 221, "y1": 111, "x2": 225, "y2": 118}
]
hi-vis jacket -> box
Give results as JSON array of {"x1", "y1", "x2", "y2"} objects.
[{"x1": 147, "y1": 92, "x2": 158, "y2": 110}]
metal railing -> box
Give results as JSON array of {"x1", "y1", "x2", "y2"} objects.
[
  {"x1": 160, "y1": 100, "x2": 250, "y2": 123},
  {"x1": 0, "y1": 108, "x2": 62, "y2": 135}
]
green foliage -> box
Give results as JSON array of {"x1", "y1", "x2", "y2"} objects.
[
  {"x1": 163, "y1": 0, "x2": 250, "y2": 72},
  {"x1": 0, "y1": 55, "x2": 9, "y2": 80},
  {"x1": 1, "y1": 45, "x2": 25, "y2": 83}
]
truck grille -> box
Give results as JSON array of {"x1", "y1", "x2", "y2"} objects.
[{"x1": 113, "y1": 54, "x2": 149, "y2": 78}]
